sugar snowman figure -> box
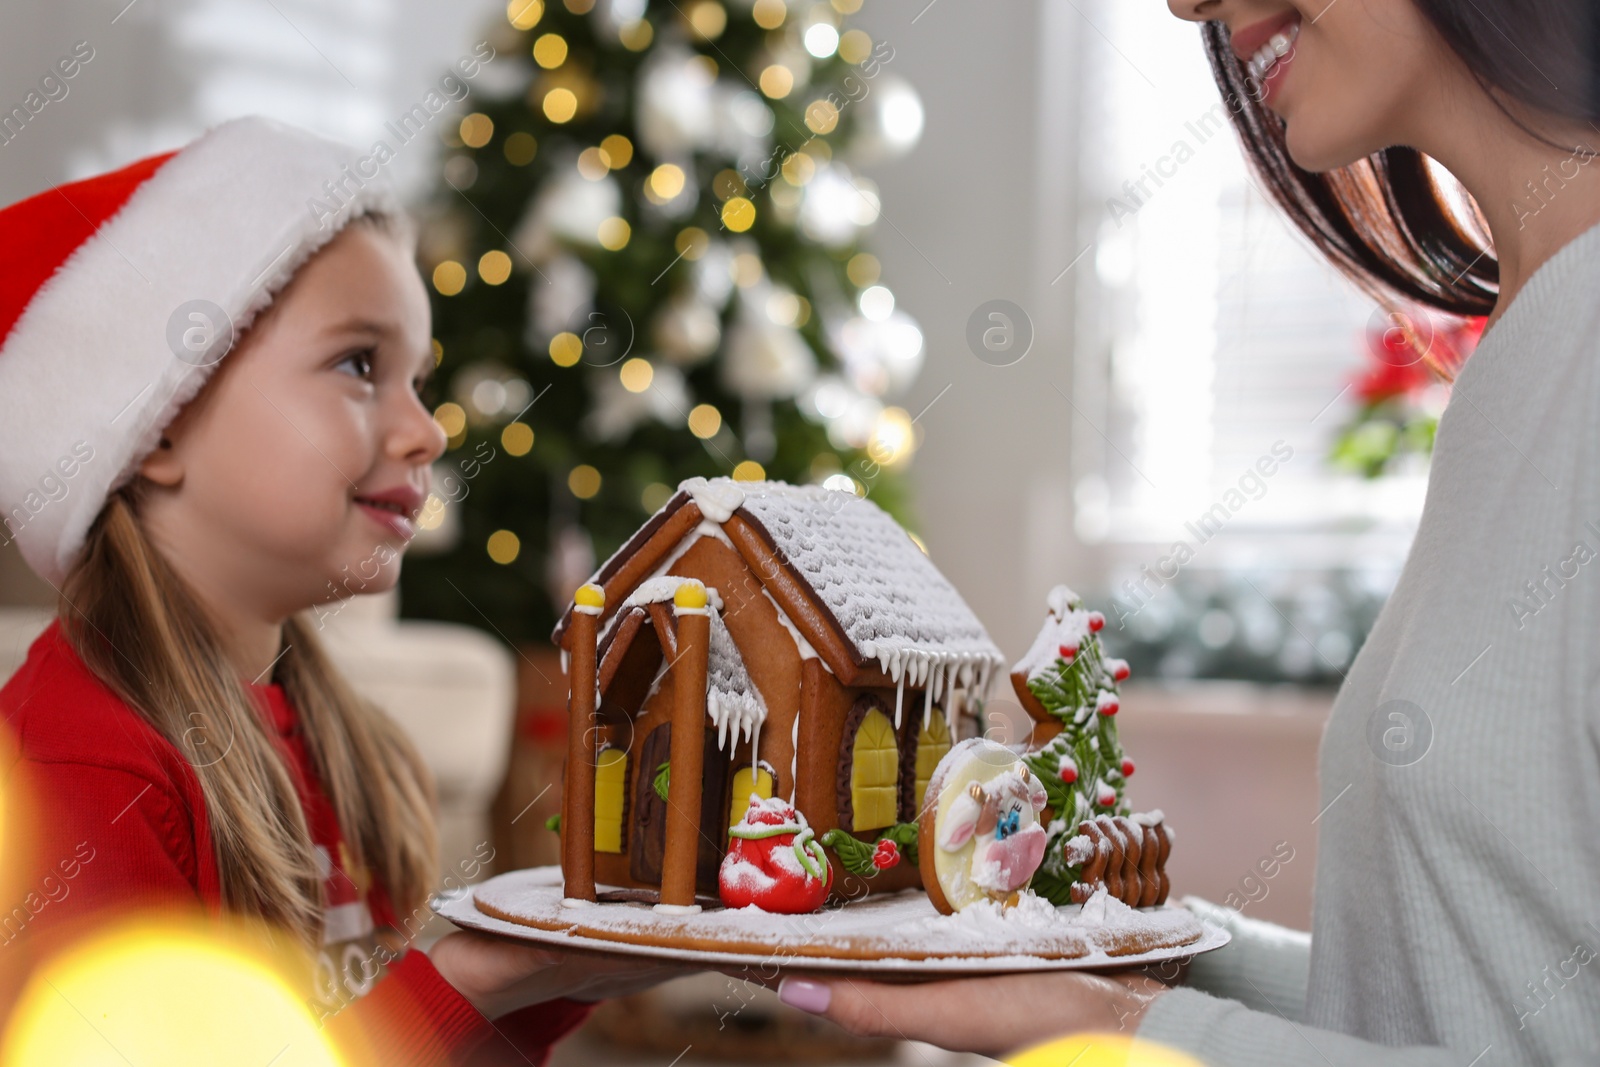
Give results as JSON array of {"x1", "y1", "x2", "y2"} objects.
[{"x1": 918, "y1": 738, "x2": 1051, "y2": 913}]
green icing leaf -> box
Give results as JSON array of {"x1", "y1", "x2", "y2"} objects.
[
  {"x1": 820, "y1": 823, "x2": 919, "y2": 877},
  {"x1": 820, "y1": 829, "x2": 878, "y2": 876},
  {"x1": 653, "y1": 761, "x2": 670, "y2": 802},
  {"x1": 544, "y1": 813, "x2": 561, "y2": 833}
]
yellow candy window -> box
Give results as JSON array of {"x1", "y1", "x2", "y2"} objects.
[
  {"x1": 850, "y1": 707, "x2": 899, "y2": 831},
  {"x1": 727, "y1": 765, "x2": 775, "y2": 835},
  {"x1": 914, "y1": 711, "x2": 952, "y2": 814},
  {"x1": 594, "y1": 747, "x2": 627, "y2": 852}
]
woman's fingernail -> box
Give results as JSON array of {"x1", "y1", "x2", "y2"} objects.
[{"x1": 777, "y1": 977, "x2": 832, "y2": 1014}]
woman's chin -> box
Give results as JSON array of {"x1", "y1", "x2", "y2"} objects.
[{"x1": 1282, "y1": 118, "x2": 1374, "y2": 174}]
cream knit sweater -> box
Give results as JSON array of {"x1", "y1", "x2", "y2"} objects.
[{"x1": 1135, "y1": 219, "x2": 1600, "y2": 1065}]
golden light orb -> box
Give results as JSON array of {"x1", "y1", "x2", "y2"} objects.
[
  {"x1": 487, "y1": 529, "x2": 521, "y2": 563},
  {"x1": 533, "y1": 32, "x2": 568, "y2": 68},
  {"x1": 459, "y1": 113, "x2": 494, "y2": 148},
  {"x1": 687, "y1": 403, "x2": 722, "y2": 438},
  {"x1": 543, "y1": 87, "x2": 578, "y2": 123},
  {"x1": 549, "y1": 331, "x2": 584, "y2": 367},
  {"x1": 478, "y1": 250, "x2": 513, "y2": 285},
  {"x1": 431, "y1": 260, "x2": 467, "y2": 296},
  {"x1": 568, "y1": 464, "x2": 602, "y2": 498},
  {"x1": 619, "y1": 357, "x2": 654, "y2": 393},
  {"x1": 597, "y1": 216, "x2": 632, "y2": 250},
  {"x1": 721, "y1": 196, "x2": 756, "y2": 232}
]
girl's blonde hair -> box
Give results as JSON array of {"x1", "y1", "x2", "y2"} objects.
[{"x1": 56, "y1": 211, "x2": 438, "y2": 966}]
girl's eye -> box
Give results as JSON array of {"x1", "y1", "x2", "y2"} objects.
[{"x1": 337, "y1": 347, "x2": 376, "y2": 380}]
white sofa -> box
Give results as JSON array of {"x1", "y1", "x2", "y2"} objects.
[{"x1": 0, "y1": 588, "x2": 516, "y2": 910}]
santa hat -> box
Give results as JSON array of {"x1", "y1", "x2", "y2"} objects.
[{"x1": 0, "y1": 115, "x2": 405, "y2": 587}]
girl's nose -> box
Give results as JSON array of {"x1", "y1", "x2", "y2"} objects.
[{"x1": 395, "y1": 389, "x2": 449, "y2": 466}]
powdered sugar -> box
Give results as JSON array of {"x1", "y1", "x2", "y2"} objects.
[
  {"x1": 458, "y1": 867, "x2": 1217, "y2": 968},
  {"x1": 1013, "y1": 583, "x2": 1096, "y2": 685}
]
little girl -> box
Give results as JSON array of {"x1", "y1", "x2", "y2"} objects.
[{"x1": 0, "y1": 115, "x2": 676, "y2": 1065}]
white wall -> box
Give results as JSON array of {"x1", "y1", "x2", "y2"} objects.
[{"x1": 851, "y1": 0, "x2": 1091, "y2": 660}]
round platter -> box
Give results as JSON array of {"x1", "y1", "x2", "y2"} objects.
[{"x1": 431, "y1": 867, "x2": 1230, "y2": 976}]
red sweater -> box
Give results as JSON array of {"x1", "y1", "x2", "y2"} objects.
[{"x1": 0, "y1": 617, "x2": 591, "y2": 1066}]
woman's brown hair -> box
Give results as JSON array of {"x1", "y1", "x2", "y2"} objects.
[
  {"x1": 1198, "y1": 2, "x2": 1600, "y2": 377},
  {"x1": 55, "y1": 212, "x2": 438, "y2": 973}
]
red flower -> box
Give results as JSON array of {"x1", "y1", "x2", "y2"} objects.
[
  {"x1": 1354, "y1": 312, "x2": 1485, "y2": 403},
  {"x1": 871, "y1": 839, "x2": 902, "y2": 870}
]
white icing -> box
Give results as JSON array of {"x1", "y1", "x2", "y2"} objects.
[
  {"x1": 624, "y1": 574, "x2": 724, "y2": 612},
  {"x1": 704, "y1": 609, "x2": 768, "y2": 753},
  {"x1": 789, "y1": 711, "x2": 799, "y2": 803},
  {"x1": 759, "y1": 586, "x2": 819, "y2": 661},
  {"x1": 1062, "y1": 834, "x2": 1093, "y2": 866},
  {"x1": 561, "y1": 897, "x2": 596, "y2": 909},
  {"x1": 1012, "y1": 583, "x2": 1097, "y2": 686},
  {"x1": 653, "y1": 903, "x2": 703, "y2": 915},
  {"x1": 680, "y1": 475, "x2": 746, "y2": 522}
]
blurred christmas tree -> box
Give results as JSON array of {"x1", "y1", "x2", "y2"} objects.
[{"x1": 400, "y1": 0, "x2": 930, "y2": 645}]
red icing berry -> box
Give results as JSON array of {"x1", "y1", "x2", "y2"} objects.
[
  {"x1": 1059, "y1": 765, "x2": 1077, "y2": 784},
  {"x1": 1087, "y1": 612, "x2": 1105, "y2": 632},
  {"x1": 1121, "y1": 758, "x2": 1136, "y2": 777},
  {"x1": 1112, "y1": 662, "x2": 1131, "y2": 682},
  {"x1": 1097, "y1": 786, "x2": 1117, "y2": 807},
  {"x1": 1098, "y1": 697, "x2": 1119, "y2": 716},
  {"x1": 1058, "y1": 643, "x2": 1078, "y2": 659},
  {"x1": 871, "y1": 839, "x2": 901, "y2": 870}
]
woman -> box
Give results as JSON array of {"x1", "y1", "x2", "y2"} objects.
[{"x1": 774, "y1": 1, "x2": 1600, "y2": 1062}]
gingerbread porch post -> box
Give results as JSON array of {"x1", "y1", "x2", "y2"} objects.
[
  {"x1": 658, "y1": 580, "x2": 710, "y2": 912},
  {"x1": 562, "y1": 582, "x2": 605, "y2": 905}
]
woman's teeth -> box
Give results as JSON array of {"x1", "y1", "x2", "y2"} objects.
[{"x1": 1247, "y1": 20, "x2": 1300, "y2": 83}]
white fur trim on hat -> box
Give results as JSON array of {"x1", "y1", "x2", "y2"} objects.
[{"x1": 0, "y1": 115, "x2": 405, "y2": 587}]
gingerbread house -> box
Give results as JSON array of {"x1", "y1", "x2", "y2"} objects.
[{"x1": 551, "y1": 477, "x2": 1007, "y2": 907}]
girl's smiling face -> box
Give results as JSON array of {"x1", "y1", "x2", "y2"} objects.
[{"x1": 136, "y1": 217, "x2": 447, "y2": 629}]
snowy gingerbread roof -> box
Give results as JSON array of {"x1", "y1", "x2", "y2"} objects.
[{"x1": 556, "y1": 476, "x2": 1006, "y2": 700}]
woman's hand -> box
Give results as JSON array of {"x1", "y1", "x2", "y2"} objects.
[
  {"x1": 427, "y1": 929, "x2": 695, "y2": 1018},
  {"x1": 770, "y1": 966, "x2": 1179, "y2": 1059}
]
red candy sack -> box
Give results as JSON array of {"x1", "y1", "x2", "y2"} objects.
[{"x1": 719, "y1": 794, "x2": 832, "y2": 913}]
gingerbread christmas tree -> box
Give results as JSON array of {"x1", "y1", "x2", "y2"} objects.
[{"x1": 1015, "y1": 586, "x2": 1140, "y2": 905}]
